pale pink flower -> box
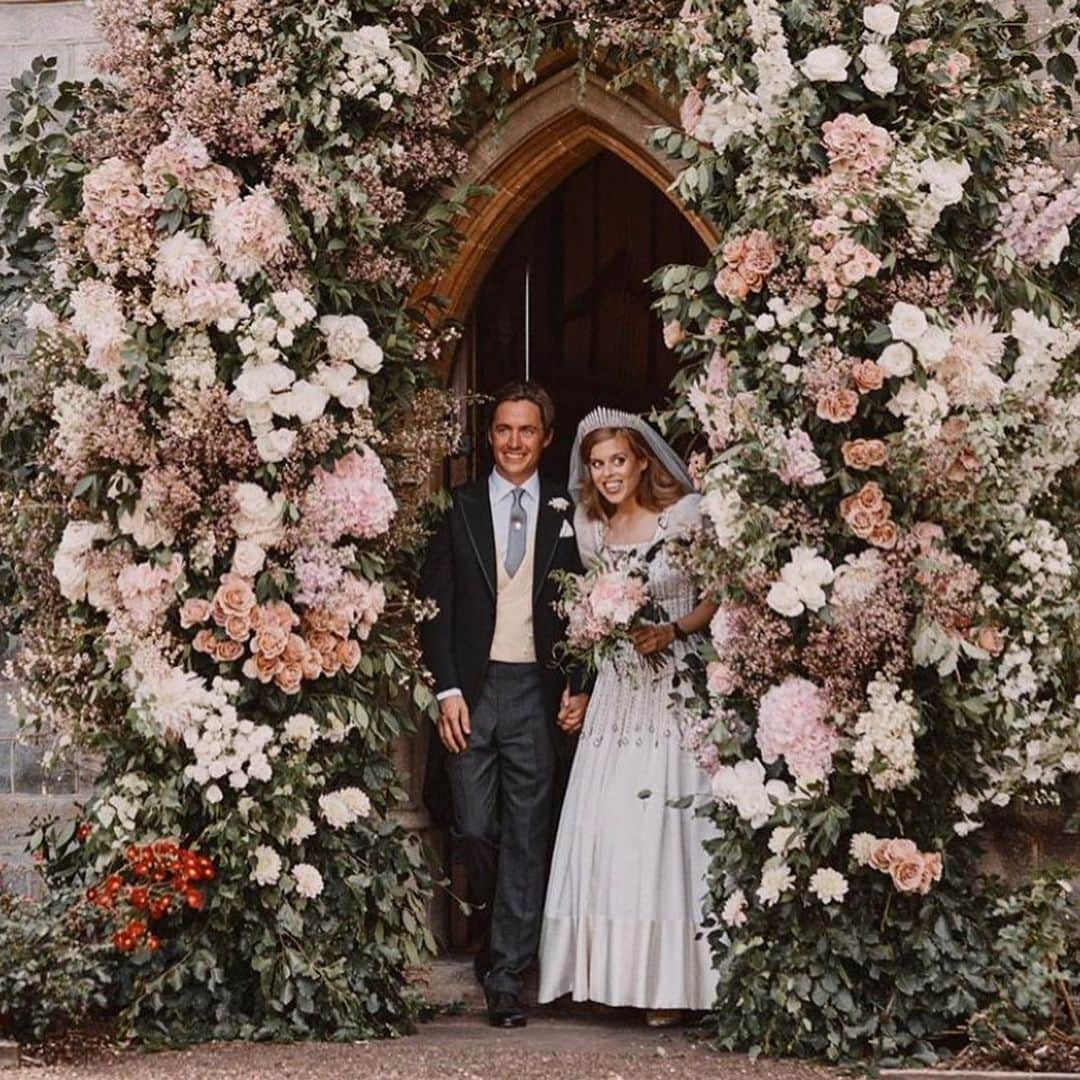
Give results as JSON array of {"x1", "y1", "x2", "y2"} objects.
[
  {"x1": 756, "y1": 677, "x2": 840, "y2": 784},
  {"x1": 302, "y1": 447, "x2": 397, "y2": 544},
  {"x1": 821, "y1": 113, "x2": 893, "y2": 177},
  {"x1": 209, "y1": 186, "x2": 291, "y2": 280}
]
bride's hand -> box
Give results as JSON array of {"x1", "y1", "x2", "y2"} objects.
[{"x1": 630, "y1": 623, "x2": 676, "y2": 656}]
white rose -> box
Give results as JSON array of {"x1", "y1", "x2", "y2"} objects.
[
  {"x1": 274, "y1": 379, "x2": 329, "y2": 424},
  {"x1": 353, "y1": 338, "x2": 384, "y2": 374},
  {"x1": 232, "y1": 482, "x2": 286, "y2": 548},
  {"x1": 878, "y1": 342, "x2": 915, "y2": 378},
  {"x1": 889, "y1": 301, "x2": 928, "y2": 344},
  {"x1": 291, "y1": 862, "x2": 324, "y2": 899},
  {"x1": 338, "y1": 378, "x2": 370, "y2": 409},
  {"x1": 915, "y1": 325, "x2": 952, "y2": 366},
  {"x1": 921, "y1": 158, "x2": 971, "y2": 206},
  {"x1": 255, "y1": 427, "x2": 297, "y2": 463},
  {"x1": 251, "y1": 845, "x2": 282, "y2": 886},
  {"x1": 283, "y1": 713, "x2": 319, "y2": 749},
  {"x1": 800, "y1": 45, "x2": 851, "y2": 83},
  {"x1": 205, "y1": 783, "x2": 223, "y2": 805},
  {"x1": 53, "y1": 550, "x2": 88, "y2": 602},
  {"x1": 767, "y1": 580, "x2": 805, "y2": 618},
  {"x1": 863, "y1": 3, "x2": 900, "y2": 36},
  {"x1": 755, "y1": 313, "x2": 777, "y2": 332},
  {"x1": 118, "y1": 499, "x2": 175, "y2": 550},
  {"x1": 863, "y1": 63, "x2": 899, "y2": 95},
  {"x1": 311, "y1": 361, "x2": 358, "y2": 399},
  {"x1": 232, "y1": 361, "x2": 295, "y2": 404},
  {"x1": 860, "y1": 43, "x2": 892, "y2": 71},
  {"x1": 231, "y1": 539, "x2": 266, "y2": 577}
]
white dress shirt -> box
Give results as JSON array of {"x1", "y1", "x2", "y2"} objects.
[{"x1": 436, "y1": 469, "x2": 540, "y2": 702}]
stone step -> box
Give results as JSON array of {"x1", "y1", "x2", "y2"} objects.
[
  {"x1": 410, "y1": 956, "x2": 541, "y2": 1011},
  {"x1": 0, "y1": 1042, "x2": 18, "y2": 1070}
]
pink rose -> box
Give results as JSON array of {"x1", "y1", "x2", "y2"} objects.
[{"x1": 180, "y1": 597, "x2": 212, "y2": 628}]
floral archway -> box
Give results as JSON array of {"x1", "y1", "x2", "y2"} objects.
[{"x1": 0, "y1": 0, "x2": 1077, "y2": 1063}]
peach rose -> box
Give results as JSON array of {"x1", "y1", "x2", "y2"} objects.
[
  {"x1": 338, "y1": 639, "x2": 362, "y2": 673},
  {"x1": 923, "y1": 851, "x2": 943, "y2": 883},
  {"x1": 308, "y1": 631, "x2": 335, "y2": 656},
  {"x1": 180, "y1": 597, "x2": 211, "y2": 628},
  {"x1": 841, "y1": 439, "x2": 888, "y2": 471},
  {"x1": 845, "y1": 506, "x2": 879, "y2": 540},
  {"x1": 884, "y1": 838, "x2": 919, "y2": 864},
  {"x1": 890, "y1": 858, "x2": 926, "y2": 893},
  {"x1": 214, "y1": 639, "x2": 245, "y2": 664},
  {"x1": 855, "y1": 482, "x2": 887, "y2": 513},
  {"x1": 852, "y1": 359, "x2": 885, "y2": 393},
  {"x1": 262, "y1": 600, "x2": 299, "y2": 630},
  {"x1": 320, "y1": 654, "x2": 342, "y2": 678},
  {"x1": 663, "y1": 321, "x2": 685, "y2": 349},
  {"x1": 252, "y1": 624, "x2": 289, "y2": 660},
  {"x1": 214, "y1": 573, "x2": 256, "y2": 621},
  {"x1": 192, "y1": 628, "x2": 217, "y2": 655},
  {"x1": 301, "y1": 653, "x2": 323, "y2": 679},
  {"x1": 253, "y1": 651, "x2": 280, "y2": 682},
  {"x1": 715, "y1": 266, "x2": 750, "y2": 302},
  {"x1": 869, "y1": 839, "x2": 895, "y2": 873},
  {"x1": 973, "y1": 625, "x2": 1004, "y2": 655},
  {"x1": 283, "y1": 633, "x2": 308, "y2": 666},
  {"x1": 869, "y1": 520, "x2": 899, "y2": 549},
  {"x1": 816, "y1": 388, "x2": 860, "y2": 423},
  {"x1": 275, "y1": 664, "x2": 304, "y2": 695},
  {"x1": 224, "y1": 614, "x2": 253, "y2": 643},
  {"x1": 741, "y1": 231, "x2": 778, "y2": 280}
]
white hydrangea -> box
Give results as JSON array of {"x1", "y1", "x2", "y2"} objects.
[
  {"x1": 851, "y1": 677, "x2": 921, "y2": 791},
  {"x1": 319, "y1": 314, "x2": 384, "y2": 373},
  {"x1": 699, "y1": 466, "x2": 745, "y2": 548}
]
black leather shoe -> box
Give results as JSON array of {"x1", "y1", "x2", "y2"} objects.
[
  {"x1": 473, "y1": 951, "x2": 491, "y2": 987},
  {"x1": 487, "y1": 992, "x2": 527, "y2": 1028}
]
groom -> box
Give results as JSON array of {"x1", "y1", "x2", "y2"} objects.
[{"x1": 419, "y1": 380, "x2": 589, "y2": 1028}]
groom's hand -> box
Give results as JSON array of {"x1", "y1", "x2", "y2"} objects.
[
  {"x1": 438, "y1": 696, "x2": 471, "y2": 753},
  {"x1": 557, "y1": 688, "x2": 589, "y2": 735}
]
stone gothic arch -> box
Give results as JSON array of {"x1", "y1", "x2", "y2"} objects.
[{"x1": 418, "y1": 63, "x2": 718, "y2": 382}]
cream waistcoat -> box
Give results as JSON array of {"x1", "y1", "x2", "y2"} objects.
[{"x1": 489, "y1": 518, "x2": 537, "y2": 663}]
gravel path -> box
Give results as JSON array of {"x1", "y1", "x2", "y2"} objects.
[{"x1": 22, "y1": 1010, "x2": 837, "y2": 1080}]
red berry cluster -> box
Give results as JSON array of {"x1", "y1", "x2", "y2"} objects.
[{"x1": 85, "y1": 840, "x2": 215, "y2": 953}]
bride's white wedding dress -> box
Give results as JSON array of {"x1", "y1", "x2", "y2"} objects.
[{"x1": 538, "y1": 492, "x2": 718, "y2": 1010}]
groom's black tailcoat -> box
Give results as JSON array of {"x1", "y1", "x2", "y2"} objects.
[
  {"x1": 418, "y1": 472, "x2": 586, "y2": 998},
  {"x1": 419, "y1": 474, "x2": 585, "y2": 715}
]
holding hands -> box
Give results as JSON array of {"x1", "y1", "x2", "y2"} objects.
[
  {"x1": 629, "y1": 622, "x2": 677, "y2": 656},
  {"x1": 557, "y1": 687, "x2": 589, "y2": 735}
]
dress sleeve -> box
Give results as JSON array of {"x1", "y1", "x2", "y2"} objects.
[
  {"x1": 573, "y1": 503, "x2": 601, "y2": 567},
  {"x1": 663, "y1": 492, "x2": 703, "y2": 538}
]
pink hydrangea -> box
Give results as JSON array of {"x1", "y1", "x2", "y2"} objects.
[
  {"x1": 756, "y1": 677, "x2": 840, "y2": 783},
  {"x1": 302, "y1": 447, "x2": 397, "y2": 544},
  {"x1": 116, "y1": 555, "x2": 183, "y2": 629},
  {"x1": 774, "y1": 428, "x2": 826, "y2": 487}
]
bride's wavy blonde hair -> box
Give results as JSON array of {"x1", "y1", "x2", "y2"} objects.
[{"x1": 577, "y1": 426, "x2": 683, "y2": 522}]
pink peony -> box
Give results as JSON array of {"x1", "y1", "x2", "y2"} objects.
[
  {"x1": 756, "y1": 677, "x2": 840, "y2": 783},
  {"x1": 209, "y1": 185, "x2": 291, "y2": 280},
  {"x1": 821, "y1": 113, "x2": 893, "y2": 177}
]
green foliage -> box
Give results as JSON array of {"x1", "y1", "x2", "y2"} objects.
[{"x1": 0, "y1": 883, "x2": 115, "y2": 1045}]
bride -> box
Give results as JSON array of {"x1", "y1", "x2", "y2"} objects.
[{"x1": 538, "y1": 407, "x2": 719, "y2": 1025}]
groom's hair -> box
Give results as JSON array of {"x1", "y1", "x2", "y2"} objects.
[{"x1": 487, "y1": 380, "x2": 555, "y2": 433}]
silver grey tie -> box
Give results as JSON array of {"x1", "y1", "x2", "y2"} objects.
[{"x1": 505, "y1": 488, "x2": 527, "y2": 577}]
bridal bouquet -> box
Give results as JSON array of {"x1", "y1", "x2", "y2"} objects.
[{"x1": 553, "y1": 549, "x2": 667, "y2": 675}]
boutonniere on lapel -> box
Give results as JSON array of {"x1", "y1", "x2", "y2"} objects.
[{"x1": 548, "y1": 497, "x2": 570, "y2": 512}]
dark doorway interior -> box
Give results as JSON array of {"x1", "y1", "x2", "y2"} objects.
[{"x1": 451, "y1": 148, "x2": 709, "y2": 485}]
